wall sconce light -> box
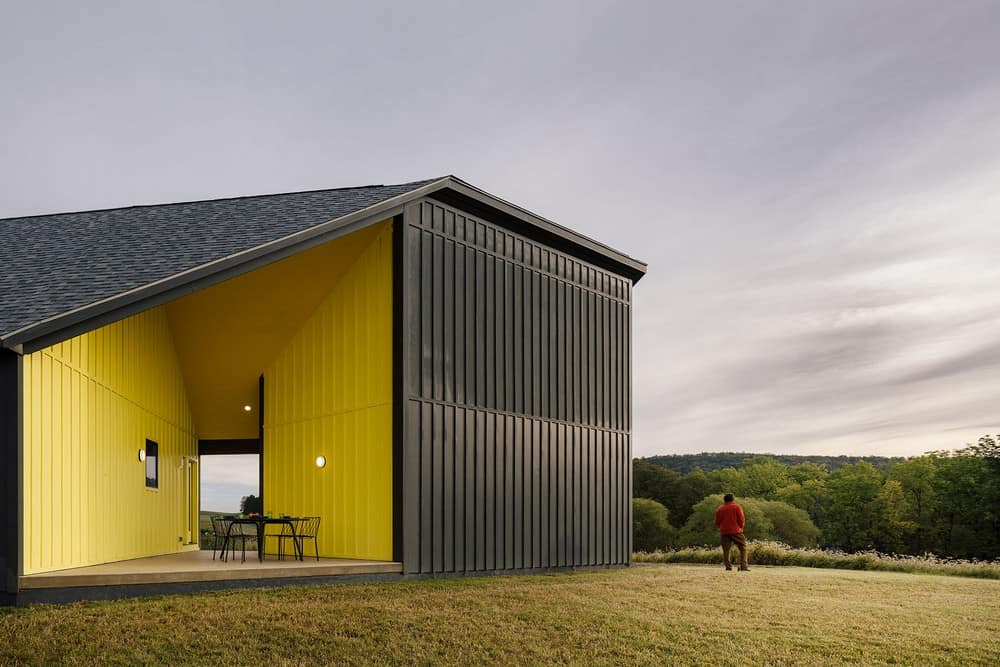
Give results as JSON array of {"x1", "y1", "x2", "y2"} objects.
[
  {"x1": 315, "y1": 455, "x2": 327, "y2": 469},
  {"x1": 243, "y1": 404, "x2": 253, "y2": 412},
  {"x1": 138, "y1": 449, "x2": 146, "y2": 462}
]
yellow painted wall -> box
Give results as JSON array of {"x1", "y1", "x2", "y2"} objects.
[
  {"x1": 264, "y1": 221, "x2": 393, "y2": 561},
  {"x1": 22, "y1": 307, "x2": 198, "y2": 574},
  {"x1": 165, "y1": 224, "x2": 384, "y2": 440}
]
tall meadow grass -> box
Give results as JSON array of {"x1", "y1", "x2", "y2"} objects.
[{"x1": 634, "y1": 541, "x2": 1000, "y2": 579}]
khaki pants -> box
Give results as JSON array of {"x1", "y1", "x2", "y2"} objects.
[{"x1": 721, "y1": 532, "x2": 749, "y2": 568}]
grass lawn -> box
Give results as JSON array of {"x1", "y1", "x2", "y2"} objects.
[
  {"x1": 199, "y1": 510, "x2": 228, "y2": 533},
  {"x1": 2, "y1": 564, "x2": 999, "y2": 665}
]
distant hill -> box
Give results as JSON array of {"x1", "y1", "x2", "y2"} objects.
[{"x1": 639, "y1": 452, "x2": 906, "y2": 474}]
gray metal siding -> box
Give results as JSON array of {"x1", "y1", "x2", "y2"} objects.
[{"x1": 401, "y1": 199, "x2": 633, "y2": 574}]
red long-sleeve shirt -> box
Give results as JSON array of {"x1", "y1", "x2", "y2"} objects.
[{"x1": 714, "y1": 501, "x2": 745, "y2": 535}]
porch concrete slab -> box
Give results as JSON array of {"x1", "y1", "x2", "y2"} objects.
[{"x1": 19, "y1": 550, "x2": 402, "y2": 589}]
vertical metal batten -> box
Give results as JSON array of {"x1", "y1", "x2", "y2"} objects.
[{"x1": 401, "y1": 198, "x2": 635, "y2": 575}]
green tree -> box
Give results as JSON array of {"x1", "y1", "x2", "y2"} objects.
[
  {"x1": 823, "y1": 462, "x2": 883, "y2": 551},
  {"x1": 633, "y1": 460, "x2": 683, "y2": 518},
  {"x1": 775, "y1": 478, "x2": 831, "y2": 530},
  {"x1": 758, "y1": 499, "x2": 820, "y2": 547},
  {"x1": 632, "y1": 498, "x2": 677, "y2": 552},
  {"x1": 889, "y1": 456, "x2": 936, "y2": 553},
  {"x1": 930, "y1": 453, "x2": 992, "y2": 558},
  {"x1": 872, "y1": 480, "x2": 914, "y2": 553},
  {"x1": 707, "y1": 467, "x2": 741, "y2": 496},
  {"x1": 965, "y1": 435, "x2": 1000, "y2": 555},
  {"x1": 967, "y1": 434, "x2": 1000, "y2": 464},
  {"x1": 678, "y1": 495, "x2": 762, "y2": 547},
  {"x1": 733, "y1": 456, "x2": 792, "y2": 499},
  {"x1": 240, "y1": 494, "x2": 261, "y2": 514},
  {"x1": 787, "y1": 461, "x2": 828, "y2": 484},
  {"x1": 677, "y1": 495, "x2": 817, "y2": 548},
  {"x1": 674, "y1": 469, "x2": 715, "y2": 526}
]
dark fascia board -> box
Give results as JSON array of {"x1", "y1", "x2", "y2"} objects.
[
  {"x1": 1, "y1": 176, "x2": 647, "y2": 353},
  {"x1": 429, "y1": 177, "x2": 648, "y2": 283}
]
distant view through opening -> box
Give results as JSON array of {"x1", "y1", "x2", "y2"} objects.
[{"x1": 199, "y1": 454, "x2": 259, "y2": 549}]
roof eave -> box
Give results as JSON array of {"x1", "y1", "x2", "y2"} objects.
[
  {"x1": 2, "y1": 176, "x2": 647, "y2": 353},
  {"x1": 431, "y1": 176, "x2": 648, "y2": 282},
  {"x1": 0, "y1": 177, "x2": 451, "y2": 353}
]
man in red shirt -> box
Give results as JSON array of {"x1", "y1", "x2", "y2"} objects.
[{"x1": 714, "y1": 494, "x2": 750, "y2": 571}]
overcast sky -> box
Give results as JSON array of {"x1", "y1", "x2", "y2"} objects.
[{"x1": 3, "y1": 1, "x2": 999, "y2": 484}]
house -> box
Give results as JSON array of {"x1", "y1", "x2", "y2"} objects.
[{"x1": 0, "y1": 176, "x2": 646, "y2": 604}]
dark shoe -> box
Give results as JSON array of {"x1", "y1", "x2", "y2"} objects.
[
  {"x1": 725, "y1": 566, "x2": 732, "y2": 571},
  {"x1": 739, "y1": 565, "x2": 750, "y2": 571}
]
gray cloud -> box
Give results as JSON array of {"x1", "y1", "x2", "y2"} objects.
[
  {"x1": 200, "y1": 456, "x2": 258, "y2": 512},
  {"x1": 3, "y1": 1, "x2": 999, "y2": 464}
]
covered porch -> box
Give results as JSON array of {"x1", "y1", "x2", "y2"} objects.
[
  {"x1": 18, "y1": 551, "x2": 402, "y2": 590},
  {"x1": 19, "y1": 219, "x2": 396, "y2": 587}
]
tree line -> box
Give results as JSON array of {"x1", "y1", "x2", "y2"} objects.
[
  {"x1": 633, "y1": 436, "x2": 1000, "y2": 559},
  {"x1": 642, "y1": 452, "x2": 904, "y2": 475}
]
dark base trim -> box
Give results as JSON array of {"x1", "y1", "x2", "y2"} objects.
[
  {"x1": 402, "y1": 563, "x2": 628, "y2": 580},
  {"x1": 5, "y1": 563, "x2": 629, "y2": 606},
  {"x1": 9, "y1": 572, "x2": 405, "y2": 606}
]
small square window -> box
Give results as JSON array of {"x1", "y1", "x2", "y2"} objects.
[{"x1": 145, "y1": 439, "x2": 159, "y2": 489}]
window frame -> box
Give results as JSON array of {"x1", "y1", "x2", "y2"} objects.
[{"x1": 145, "y1": 439, "x2": 159, "y2": 489}]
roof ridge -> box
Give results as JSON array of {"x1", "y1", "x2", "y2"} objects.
[{"x1": 0, "y1": 176, "x2": 448, "y2": 223}]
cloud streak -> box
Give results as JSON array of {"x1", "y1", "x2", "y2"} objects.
[{"x1": 2, "y1": 1, "x2": 998, "y2": 459}]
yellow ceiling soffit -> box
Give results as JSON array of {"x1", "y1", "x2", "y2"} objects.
[{"x1": 165, "y1": 220, "x2": 389, "y2": 440}]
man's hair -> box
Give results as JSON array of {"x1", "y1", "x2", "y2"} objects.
[{"x1": 723, "y1": 493, "x2": 734, "y2": 503}]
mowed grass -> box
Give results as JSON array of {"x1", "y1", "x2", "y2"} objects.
[
  {"x1": 199, "y1": 510, "x2": 232, "y2": 533},
  {"x1": 198, "y1": 510, "x2": 217, "y2": 533},
  {"x1": 2, "y1": 564, "x2": 999, "y2": 666}
]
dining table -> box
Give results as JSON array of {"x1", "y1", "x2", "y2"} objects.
[{"x1": 225, "y1": 515, "x2": 303, "y2": 562}]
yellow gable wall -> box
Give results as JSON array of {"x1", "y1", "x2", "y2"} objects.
[
  {"x1": 165, "y1": 223, "x2": 385, "y2": 440},
  {"x1": 22, "y1": 307, "x2": 197, "y2": 574},
  {"x1": 264, "y1": 221, "x2": 393, "y2": 561}
]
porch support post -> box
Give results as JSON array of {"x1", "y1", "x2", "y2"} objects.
[
  {"x1": 0, "y1": 348, "x2": 23, "y2": 599},
  {"x1": 391, "y1": 213, "x2": 405, "y2": 564},
  {"x1": 258, "y1": 374, "x2": 265, "y2": 513}
]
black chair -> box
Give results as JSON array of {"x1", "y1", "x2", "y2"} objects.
[
  {"x1": 267, "y1": 520, "x2": 297, "y2": 561},
  {"x1": 224, "y1": 517, "x2": 257, "y2": 563},
  {"x1": 278, "y1": 516, "x2": 321, "y2": 561},
  {"x1": 210, "y1": 516, "x2": 231, "y2": 561}
]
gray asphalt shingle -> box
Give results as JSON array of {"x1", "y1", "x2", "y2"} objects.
[{"x1": 0, "y1": 178, "x2": 441, "y2": 339}]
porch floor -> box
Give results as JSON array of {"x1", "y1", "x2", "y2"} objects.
[{"x1": 19, "y1": 549, "x2": 402, "y2": 589}]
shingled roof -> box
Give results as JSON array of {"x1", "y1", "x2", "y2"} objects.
[
  {"x1": 1, "y1": 176, "x2": 646, "y2": 352},
  {"x1": 0, "y1": 178, "x2": 444, "y2": 342}
]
